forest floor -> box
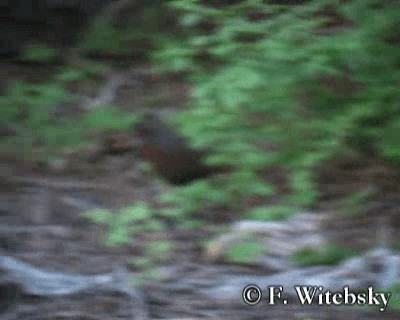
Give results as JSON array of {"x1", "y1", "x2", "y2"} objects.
[{"x1": 1, "y1": 61, "x2": 399, "y2": 319}]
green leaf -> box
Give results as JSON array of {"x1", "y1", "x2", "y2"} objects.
[
  {"x1": 246, "y1": 205, "x2": 294, "y2": 221},
  {"x1": 225, "y1": 237, "x2": 264, "y2": 263},
  {"x1": 21, "y1": 44, "x2": 59, "y2": 62},
  {"x1": 291, "y1": 244, "x2": 358, "y2": 266},
  {"x1": 85, "y1": 208, "x2": 112, "y2": 224}
]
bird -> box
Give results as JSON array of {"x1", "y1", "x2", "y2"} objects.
[{"x1": 135, "y1": 111, "x2": 226, "y2": 185}]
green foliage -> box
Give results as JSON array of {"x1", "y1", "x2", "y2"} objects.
[
  {"x1": 80, "y1": 3, "x2": 166, "y2": 56},
  {"x1": 160, "y1": 180, "x2": 230, "y2": 217},
  {"x1": 381, "y1": 118, "x2": 400, "y2": 164},
  {"x1": 86, "y1": 202, "x2": 162, "y2": 246},
  {"x1": 2, "y1": 81, "x2": 69, "y2": 125},
  {"x1": 88, "y1": 204, "x2": 174, "y2": 281},
  {"x1": 387, "y1": 282, "x2": 400, "y2": 310},
  {"x1": 337, "y1": 186, "x2": 376, "y2": 216},
  {"x1": 0, "y1": 60, "x2": 136, "y2": 159},
  {"x1": 151, "y1": 0, "x2": 400, "y2": 216},
  {"x1": 144, "y1": 240, "x2": 174, "y2": 259},
  {"x1": 291, "y1": 243, "x2": 358, "y2": 266},
  {"x1": 246, "y1": 205, "x2": 294, "y2": 220},
  {"x1": 81, "y1": 106, "x2": 137, "y2": 130},
  {"x1": 224, "y1": 235, "x2": 265, "y2": 263},
  {"x1": 393, "y1": 238, "x2": 400, "y2": 251},
  {"x1": 81, "y1": 15, "x2": 135, "y2": 53},
  {"x1": 57, "y1": 61, "x2": 111, "y2": 82},
  {"x1": 0, "y1": 80, "x2": 72, "y2": 157},
  {"x1": 21, "y1": 43, "x2": 59, "y2": 63}
]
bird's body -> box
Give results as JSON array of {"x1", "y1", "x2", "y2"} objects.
[{"x1": 135, "y1": 112, "x2": 224, "y2": 185}]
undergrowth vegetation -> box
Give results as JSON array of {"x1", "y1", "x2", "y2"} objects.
[
  {"x1": 151, "y1": 0, "x2": 400, "y2": 220},
  {"x1": 86, "y1": 0, "x2": 400, "y2": 267},
  {"x1": 0, "y1": 63, "x2": 136, "y2": 160},
  {"x1": 291, "y1": 243, "x2": 358, "y2": 266}
]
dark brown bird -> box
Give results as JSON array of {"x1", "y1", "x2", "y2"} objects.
[{"x1": 135, "y1": 112, "x2": 225, "y2": 185}]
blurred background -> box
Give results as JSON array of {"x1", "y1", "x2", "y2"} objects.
[{"x1": 0, "y1": 0, "x2": 399, "y2": 319}]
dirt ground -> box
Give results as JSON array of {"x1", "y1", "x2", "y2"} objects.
[{"x1": 2, "y1": 171, "x2": 400, "y2": 319}]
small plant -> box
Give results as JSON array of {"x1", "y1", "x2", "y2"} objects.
[
  {"x1": 80, "y1": 3, "x2": 166, "y2": 56},
  {"x1": 81, "y1": 106, "x2": 137, "y2": 130},
  {"x1": 224, "y1": 235, "x2": 265, "y2": 264},
  {"x1": 246, "y1": 205, "x2": 294, "y2": 221},
  {"x1": 87, "y1": 204, "x2": 175, "y2": 282},
  {"x1": 336, "y1": 187, "x2": 376, "y2": 216},
  {"x1": 144, "y1": 240, "x2": 175, "y2": 261},
  {"x1": 0, "y1": 80, "x2": 72, "y2": 158},
  {"x1": 81, "y1": 14, "x2": 136, "y2": 54},
  {"x1": 21, "y1": 43, "x2": 59, "y2": 63},
  {"x1": 57, "y1": 61, "x2": 111, "y2": 82},
  {"x1": 85, "y1": 202, "x2": 162, "y2": 246},
  {"x1": 291, "y1": 243, "x2": 359, "y2": 266},
  {"x1": 392, "y1": 239, "x2": 400, "y2": 251},
  {"x1": 0, "y1": 69, "x2": 137, "y2": 160},
  {"x1": 387, "y1": 282, "x2": 400, "y2": 310}
]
